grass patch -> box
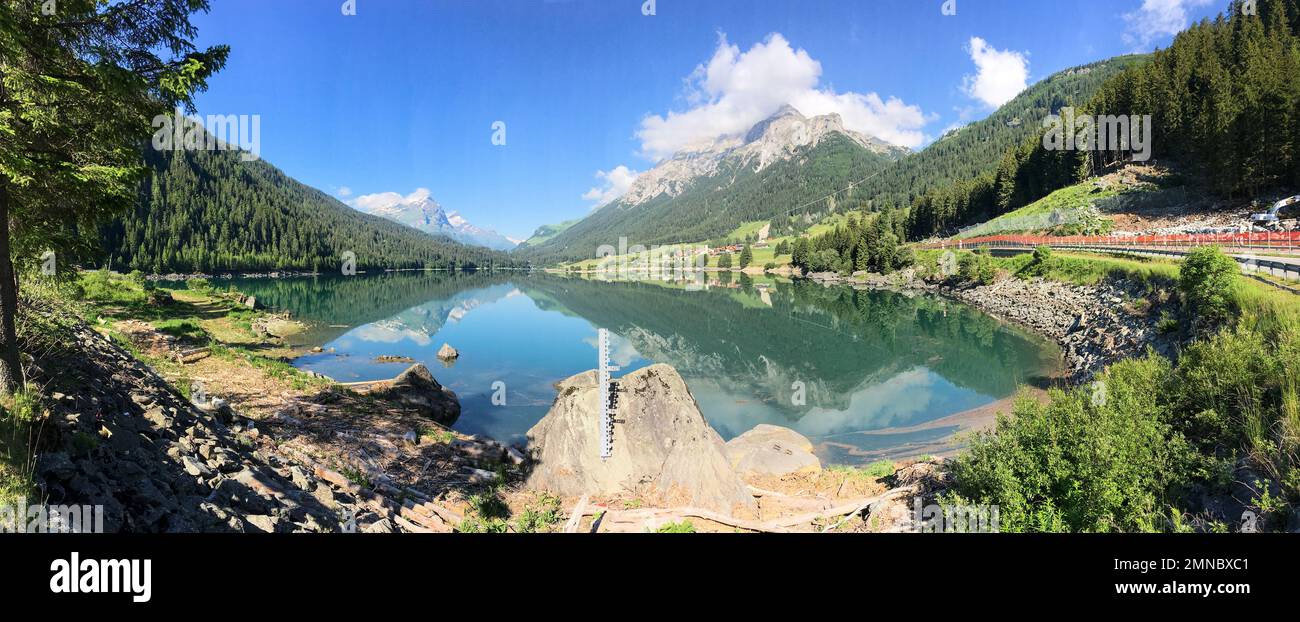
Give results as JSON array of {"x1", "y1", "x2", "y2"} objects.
[
  {"x1": 458, "y1": 487, "x2": 511, "y2": 534},
  {"x1": 210, "y1": 345, "x2": 327, "y2": 391},
  {"x1": 153, "y1": 318, "x2": 209, "y2": 344},
  {"x1": 829, "y1": 460, "x2": 896, "y2": 482},
  {"x1": 0, "y1": 385, "x2": 44, "y2": 510},
  {"x1": 654, "y1": 520, "x2": 696, "y2": 533},
  {"x1": 513, "y1": 492, "x2": 563, "y2": 533},
  {"x1": 419, "y1": 425, "x2": 457, "y2": 444}
]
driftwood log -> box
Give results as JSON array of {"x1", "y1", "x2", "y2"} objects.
[{"x1": 569, "y1": 486, "x2": 918, "y2": 533}]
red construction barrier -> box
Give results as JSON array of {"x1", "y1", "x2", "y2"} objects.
[{"x1": 920, "y1": 230, "x2": 1300, "y2": 253}]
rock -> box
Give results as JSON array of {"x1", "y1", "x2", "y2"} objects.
[
  {"x1": 525, "y1": 364, "x2": 756, "y2": 516},
  {"x1": 36, "y1": 452, "x2": 77, "y2": 481},
  {"x1": 364, "y1": 518, "x2": 395, "y2": 534},
  {"x1": 182, "y1": 455, "x2": 213, "y2": 478},
  {"x1": 289, "y1": 465, "x2": 313, "y2": 491},
  {"x1": 377, "y1": 355, "x2": 417, "y2": 364},
  {"x1": 402, "y1": 430, "x2": 419, "y2": 445},
  {"x1": 379, "y1": 364, "x2": 461, "y2": 426},
  {"x1": 723, "y1": 424, "x2": 821, "y2": 477},
  {"x1": 245, "y1": 514, "x2": 280, "y2": 533},
  {"x1": 243, "y1": 295, "x2": 257, "y2": 310},
  {"x1": 436, "y1": 343, "x2": 459, "y2": 361},
  {"x1": 311, "y1": 346, "x2": 323, "y2": 353}
]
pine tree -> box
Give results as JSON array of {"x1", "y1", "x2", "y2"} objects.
[{"x1": 0, "y1": 0, "x2": 228, "y2": 394}]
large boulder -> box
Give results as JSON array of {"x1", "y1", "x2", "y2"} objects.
[
  {"x1": 377, "y1": 364, "x2": 461, "y2": 426},
  {"x1": 525, "y1": 364, "x2": 756, "y2": 516},
  {"x1": 724, "y1": 424, "x2": 821, "y2": 478}
]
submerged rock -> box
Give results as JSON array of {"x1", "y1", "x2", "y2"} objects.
[
  {"x1": 724, "y1": 424, "x2": 821, "y2": 477},
  {"x1": 525, "y1": 364, "x2": 755, "y2": 516}
]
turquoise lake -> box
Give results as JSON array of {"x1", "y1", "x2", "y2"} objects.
[{"x1": 220, "y1": 272, "x2": 1061, "y2": 465}]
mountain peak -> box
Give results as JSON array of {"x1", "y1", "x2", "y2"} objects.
[
  {"x1": 350, "y1": 191, "x2": 518, "y2": 251},
  {"x1": 618, "y1": 105, "x2": 907, "y2": 207},
  {"x1": 770, "y1": 103, "x2": 805, "y2": 119}
]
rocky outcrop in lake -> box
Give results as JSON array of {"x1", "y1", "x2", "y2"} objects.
[
  {"x1": 724, "y1": 424, "x2": 821, "y2": 478},
  {"x1": 372, "y1": 363, "x2": 461, "y2": 426},
  {"x1": 525, "y1": 364, "x2": 757, "y2": 516}
]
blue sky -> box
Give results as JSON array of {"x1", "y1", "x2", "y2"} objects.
[{"x1": 189, "y1": 0, "x2": 1226, "y2": 240}]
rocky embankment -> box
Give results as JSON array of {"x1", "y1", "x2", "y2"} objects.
[
  {"x1": 27, "y1": 307, "x2": 510, "y2": 533},
  {"x1": 816, "y1": 269, "x2": 1183, "y2": 383}
]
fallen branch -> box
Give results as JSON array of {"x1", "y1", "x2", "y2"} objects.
[
  {"x1": 583, "y1": 507, "x2": 793, "y2": 533},
  {"x1": 770, "y1": 486, "x2": 918, "y2": 529},
  {"x1": 563, "y1": 495, "x2": 589, "y2": 533}
]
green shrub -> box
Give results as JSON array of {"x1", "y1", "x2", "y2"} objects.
[
  {"x1": 1019, "y1": 245, "x2": 1054, "y2": 277},
  {"x1": 1156, "y1": 311, "x2": 1180, "y2": 334},
  {"x1": 948, "y1": 357, "x2": 1193, "y2": 532},
  {"x1": 958, "y1": 252, "x2": 998, "y2": 285},
  {"x1": 186, "y1": 277, "x2": 213, "y2": 293},
  {"x1": 1178, "y1": 246, "x2": 1239, "y2": 328}
]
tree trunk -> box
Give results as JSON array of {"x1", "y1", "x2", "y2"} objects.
[{"x1": 0, "y1": 179, "x2": 23, "y2": 396}]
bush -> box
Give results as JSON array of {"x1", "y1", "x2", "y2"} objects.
[
  {"x1": 186, "y1": 277, "x2": 213, "y2": 293},
  {"x1": 948, "y1": 356, "x2": 1193, "y2": 532},
  {"x1": 1178, "y1": 246, "x2": 1239, "y2": 328},
  {"x1": 958, "y1": 252, "x2": 998, "y2": 285}
]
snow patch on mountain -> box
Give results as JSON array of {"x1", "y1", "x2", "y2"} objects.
[{"x1": 348, "y1": 189, "x2": 518, "y2": 251}]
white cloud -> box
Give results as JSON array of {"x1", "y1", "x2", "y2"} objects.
[
  {"x1": 337, "y1": 186, "x2": 352, "y2": 198},
  {"x1": 962, "y1": 37, "x2": 1030, "y2": 109},
  {"x1": 1122, "y1": 0, "x2": 1213, "y2": 51},
  {"x1": 349, "y1": 187, "x2": 432, "y2": 212},
  {"x1": 582, "y1": 165, "x2": 640, "y2": 208},
  {"x1": 634, "y1": 33, "x2": 931, "y2": 160}
]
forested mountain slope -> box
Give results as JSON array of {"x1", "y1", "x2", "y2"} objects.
[
  {"x1": 102, "y1": 146, "x2": 520, "y2": 273},
  {"x1": 857, "y1": 55, "x2": 1147, "y2": 213},
  {"x1": 906, "y1": 0, "x2": 1300, "y2": 240},
  {"x1": 518, "y1": 130, "x2": 902, "y2": 265}
]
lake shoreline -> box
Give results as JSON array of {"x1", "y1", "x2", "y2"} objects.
[{"x1": 803, "y1": 268, "x2": 1183, "y2": 385}]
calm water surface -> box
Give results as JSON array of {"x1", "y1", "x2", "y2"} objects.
[{"x1": 221, "y1": 272, "x2": 1061, "y2": 465}]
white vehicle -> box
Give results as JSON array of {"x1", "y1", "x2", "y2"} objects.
[{"x1": 1253, "y1": 195, "x2": 1300, "y2": 223}]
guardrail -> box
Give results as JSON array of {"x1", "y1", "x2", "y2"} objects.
[
  {"x1": 919, "y1": 231, "x2": 1300, "y2": 285},
  {"x1": 921, "y1": 230, "x2": 1300, "y2": 252}
]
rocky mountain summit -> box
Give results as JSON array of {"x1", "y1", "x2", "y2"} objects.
[
  {"x1": 618, "y1": 105, "x2": 908, "y2": 207},
  {"x1": 351, "y1": 190, "x2": 518, "y2": 251}
]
